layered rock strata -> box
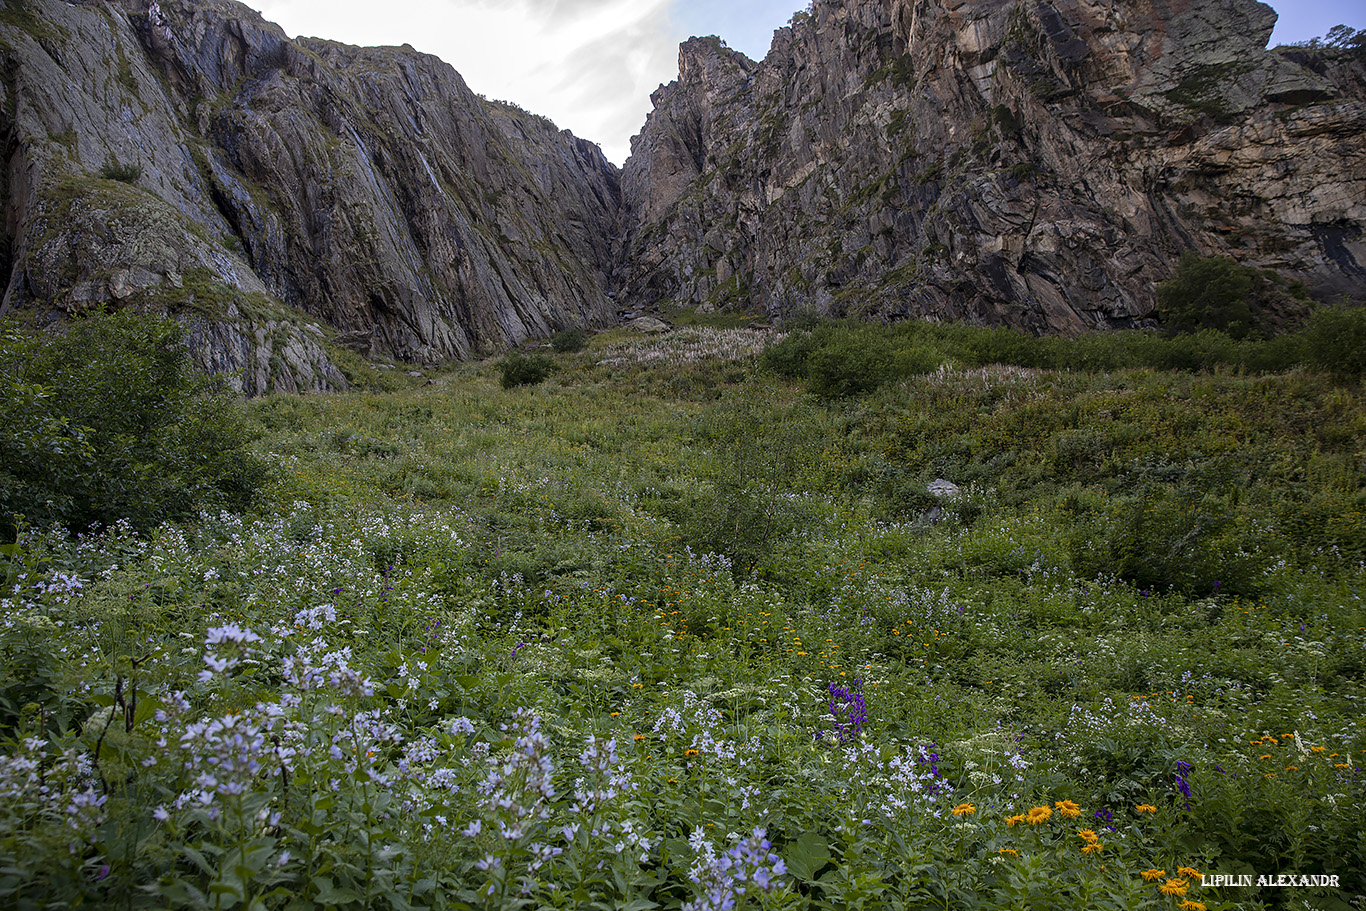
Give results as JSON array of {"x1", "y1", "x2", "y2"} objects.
[
  {"x1": 620, "y1": 0, "x2": 1366, "y2": 332},
  {"x1": 1, "y1": 0, "x2": 1363, "y2": 390},
  {"x1": 0, "y1": 0, "x2": 621, "y2": 392}
]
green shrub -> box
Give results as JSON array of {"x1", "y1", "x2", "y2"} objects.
[
  {"x1": 0, "y1": 310, "x2": 268, "y2": 538},
  {"x1": 550, "y1": 326, "x2": 590, "y2": 353},
  {"x1": 760, "y1": 325, "x2": 828, "y2": 378},
  {"x1": 98, "y1": 158, "x2": 143, "y2": 183},
  {"x1": 1300, "y1": 303, "x2": 1366, "y2": 379},
  {"x1": 1067, "y1": 474, "x2": 1272, "y2": 597},
  {"x1": 498, "y1": 352, "x2": 556, "y2": 388},
  {"x1": 762, "y1": 324, "x2": 939, "y2": 397},
  {"x1": 1153, "y1": 251, "x2": 1304, "y2": 340},
  {"x1": 806, "y1": 330, "x2": 936, "y2": 398}
]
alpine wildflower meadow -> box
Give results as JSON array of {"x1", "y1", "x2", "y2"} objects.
[{"x1": 1, "y1": 316, "x2": 1364, "y2": 909}]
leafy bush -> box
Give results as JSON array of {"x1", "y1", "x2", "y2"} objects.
[
  {"x1": 664, "y1": 386, "x2": 821, "y2": 578},
  {"x1": 806, "y1": 332, "x2": 912, "y2": 398},
  {"x1": 0, "y1": 310, "x2": 267, "y2": 538},
  {"x1": 1153, "y1": 252, "x2": 1309, "y2": 340},
  {"x1": 550, "y1": 326, "x2": 590, "y2": 353},
  {"x1": 498, "y1": 352, "x2": 556, "y2": 388},
  {"x1": 98, "y1": 158, "x2": 143, "y2": 183},
  {"x1": 1300, "y1": 303, "x2": 1366, "y2": 379},
  {"x1": 762, "y1": 324, "x2": 939, "y2": 398}
]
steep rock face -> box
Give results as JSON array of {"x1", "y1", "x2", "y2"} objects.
[
  {"x1": 0, "y1": 0, "x2": 621, "y2": 393},
  {"x1": 621, "y1": 0, "x2": 1366, "y2": 332}
]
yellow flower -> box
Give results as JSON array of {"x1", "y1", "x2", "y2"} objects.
[
  {"x1": 633, "y1": 734, "x2": 647, "y2": 741},
  {"x1": 1055, "y1": 799, "x2": 1081, "y2": 818},
  {"x1": 952, "y1": 803, "x2": 976, "y2": 816},
  {"x1": 1077, "y1": 830, "x2": 1099, "y2": 843},
  {"x1": 1081, "y1": 842, "x2": 1103, "y2": 855},
  {"x1": 1140, "y1": 869, "x2": 1166, "y2": 882},
  {"x1": 1159, "y1": 879, "x2": 1190, "y2": 897},
  {"x1": 1135, "y1": 804, "x2": 1157, "y2": 813},
  {"x1": 1311, "y1": 746, "x2": 1325, "y2": 753},
  {"x1": 1177, "y1": 902, "x2": 1207, "y2": 911},
  {"x1": 1026, "y1": 806, "x2": 1052, "y2": 825},
  {"x1": 684, "y1": 749, "x2": 699, "y2": 757},
  {"x1": 1177, "y1": 866, "x2": 1201, "y2": 879},
  {"x1": 998, "y1": 848, "x2": 1019, "y2": 857},
  {"x1": 1260, "y1": 755, "x2": 1272, "y2": 760},
  {"x1": 1005, "y1": 814, "x2": 1026, "y2": 827}
]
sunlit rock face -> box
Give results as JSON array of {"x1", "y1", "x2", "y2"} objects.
[
  {"x1": 619, "y1": 0, "x2": 1365, "y2": 332},
  {"x1": 1, "y1": 0, "x2": 1363, "y2": 393},
  {"x1": 1, "y1": 0, "x2": 621, "y2": 392}
]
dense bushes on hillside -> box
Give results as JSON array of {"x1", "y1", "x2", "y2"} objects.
[
  {"x1": 763, "y1": 302, "x2": 1363, "y2": 398},
  {"x1": 498, "y1": 352, "x2": 556, "y2": 388},
  {"x1": 1153, "y1": 252, "x2": 1312, "y2": 339},
  {"x1": 0, "y1": 310, "x2": 267, "y2": 539}
]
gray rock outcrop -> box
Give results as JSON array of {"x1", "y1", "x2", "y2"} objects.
[
  {"x1": 619, "y1": 0, "x2": 1366, "y2": 331},
  {"x1": 0, "y1": 0, "x2": 621, "y2": 393},
  {"x1": 1, "y1": 0, "x2": 1363, "y2": 393}
]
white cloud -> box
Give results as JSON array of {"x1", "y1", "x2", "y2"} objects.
[{"x1": 249, "y1": 0, "x2": 684, "y2": 164}]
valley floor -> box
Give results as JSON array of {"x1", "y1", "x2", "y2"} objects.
[{"x1": 3, "y1": 324, "x2": 1363, "y2": 910}]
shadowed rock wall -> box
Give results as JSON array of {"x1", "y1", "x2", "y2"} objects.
[
  {"x1": 619, "y1": 0, "x2": 1365, "y2": 332},
  {"x1": 0, "y1": 0, "x2": 622, "y2": 392}
]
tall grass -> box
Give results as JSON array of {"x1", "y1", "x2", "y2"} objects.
[{"x1": 1, "y1": 318, "x2": 1362, "y2": 909}]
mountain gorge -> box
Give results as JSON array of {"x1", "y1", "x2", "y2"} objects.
[{"x1": 1, "y1": 0, "x2": 1363, "y2": 392}]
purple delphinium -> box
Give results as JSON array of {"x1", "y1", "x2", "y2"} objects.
[
  {"x1": 1094, "y1": 807, "x2": 1117, "y2": 832},
  {"x1": 1174, "y1": 760, "x2": 1192, "y2": 809},
  {"x1": 823, "y1": 679, "x2": 868, "y2": 743},
  {"x1": 917, "y1": 742, "x2": 951, "y2": 797}
]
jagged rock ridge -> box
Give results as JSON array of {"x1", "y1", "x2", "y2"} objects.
[
  {"x1": 0, "y1": 0, "x2": 621, "y2": 393},
  {"x1": 620, "y1": 0, "x2": 1366, "y2": 332},
  {"x1": 2, "y1": 0, "x2": 1364, "y2": 391}
]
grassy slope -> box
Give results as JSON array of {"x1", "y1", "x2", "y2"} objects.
[{"x1": 3, "y1": 325, "x2": 1363, "y2": 909}]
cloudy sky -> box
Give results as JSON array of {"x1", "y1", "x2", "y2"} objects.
[{"x1": 247, "y1": 0, "x2": 1361, "y2": 165}]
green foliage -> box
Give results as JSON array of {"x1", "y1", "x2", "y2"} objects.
[
  {"x1": 1286, "y1": 23, "x2": 1366, "y2": 54},
  {"x1": 1300, "y1": 303, "x2": 1366, "y2": 379},
  {"x1": 550, "y1": 326, "x2": 590, "y2": 353},
  {"x1": 664, "y1": 384, "x2": 821, "y2": 578},
  {"x1": 762, "y1": 323, "x2": 940, "y2": 398},
  {"x1": 1156, "y1": 252, "x2": 1272, "y2": 339},
  {"x1": 991, "y1": 103, "x2": 1022, "y2": 137},
  {"x1": 0, "y1": 324, "x2": 1363, "y2": 909},
  {"x1": 806, "y1": 331, "x2": 936, "y2": 398},
  {"x1": 498, "y1": 352, "x2": 556, "y2": 388},
  {"x1": 0, "y1": 310, "x2": 268, "y2": 537},
  {"x1": 98, "y1": 158, "x2": 143, "y2": 183}
]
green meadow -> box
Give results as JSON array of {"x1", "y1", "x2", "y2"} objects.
[{"x1": 2, "y1": 313, "x2": 1363, "y2": 910}]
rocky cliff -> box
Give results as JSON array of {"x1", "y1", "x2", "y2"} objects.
[
  {"x1": 620, "y1": 0, "x2": 1366, "y2": 332},
  {"x1": 2, "y1": 0, "x2": 1363, "y2": 389},
  {"x1": 0, "y1": 0, "x2": 621, "y2": 393}
]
